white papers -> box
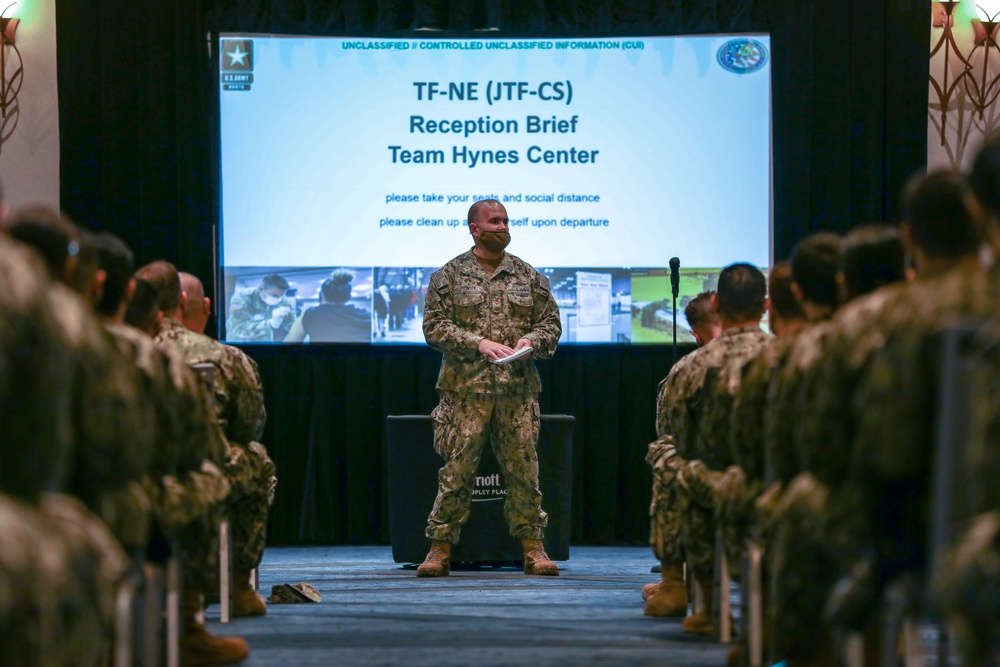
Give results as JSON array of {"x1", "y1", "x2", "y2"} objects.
[{"x1": 489, "y1": 346, "x2": 533, "y2": 365}]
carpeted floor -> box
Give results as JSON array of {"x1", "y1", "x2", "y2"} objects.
[{"x1": 206, "y1": 545, "x2": 731, "y2": 667}]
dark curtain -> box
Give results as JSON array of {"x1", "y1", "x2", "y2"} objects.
[{"x1": 55, "y1": 0, "x2": 929, "y2": 544}]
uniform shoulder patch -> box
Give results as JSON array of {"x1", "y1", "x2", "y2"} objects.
[{"x1": 537, "y1": 274, "x2": 551, "y2": 292}]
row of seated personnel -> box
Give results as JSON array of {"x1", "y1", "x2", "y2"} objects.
[
  {"x1": 0, "y1": 202, "x2": 276, "y2": 667},
  {"x1": 642, "y1": 153, "x2": 1000, "y2": 667}
]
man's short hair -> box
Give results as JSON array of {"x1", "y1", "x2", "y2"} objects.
[
  {"x1": 125, "y1": 278, "x2": 160, "y2": 333},
  {"x1": 902, "y1": 170, "x2": 982, "y2": 259},
  {"x1": 467, "y1": 199, "x2": 501, "y2": 226},
  {"x1": 135, "y1": 260, "x2": 181, "y2": 314},
  {"x1": 261, "y1": 273, "x2": 289, "y2": 292},
  {"x1": 768, "y1": 261, "x2": 806, "y2": 322},
  {"x1": 684, "y1": 291, "x2": 718, "y2": 330},
  {"x1": 94, "y1": 232, "x2": 135, "y2": 317},
  {"x1": 841, "y1": 224, "x2": 906, "y2": 299},
  {"x1": 4, "y1": 206, "x2": 80, "y2": 280},
  {"x1": 716, "y1": 263, "x2": 767, "y2": 321},
  {"x1": 790, "y1": 232, "x2": 841, "y2": 310}
]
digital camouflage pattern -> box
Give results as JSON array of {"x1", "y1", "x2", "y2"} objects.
[
  {"x1": 47, "y1": 285, "x2": 153, "y2": 552},
  {"x1": 720, "y1": 336, "x2": 796, "y2": 533},
  {"x1": 848, "y1": 264, "x2": 992, "y2": 624},
  {"x1": 155, "y1": 317, "x2": 277, "y2": 570},
  {"x1": 423, "y1": 249, "x2": 560, "y2": 543},
  {"x1": 647, "y1": 434, "x2": 685, "y2": 563},
  {"x1": 0, "y1": 492, "x2": 127, "y2": 667},
  {"x1": 0, "y1": 238, "x2": 75, "y2": 502},
  {"x1": 661, "y1": 325, "x2": 770, "y2": 575},
  {"x1": 426, "y1": 391, "x2": 547, "y2": 543},
  {"x1": 226, "y1": 286, "x2": 294, "y2": 342},
  {"x1": 106, "y1": 322, "x2": 231, "y2": 587},
  {"x1": 648, "y1": 350, "x2": 709, "y2": 565},
  {"x1": 423, "y1": 249, "x2": 561, "y2": 395}
]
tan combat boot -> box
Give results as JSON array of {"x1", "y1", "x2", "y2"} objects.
[
  {"x1": 180, "y1": 588, "x2": 250, "y2": 666},
  {"x1": 416, "y1": 541, "x2": 451, "y2": 577},
  {"x1": 233, "y1": 569, "x2": 267, "y2": 618},
  {"x1": 681, "y1": 574, "x2": 715, "y2": 635},
  {"x1": 521, "y1": 539, "x2": 559, "y2": 576},
  {"x1": 643, "y1": 561, "x2": 688, "y2": 617}
]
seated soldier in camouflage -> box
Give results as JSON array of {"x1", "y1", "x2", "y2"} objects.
[
  {"x1": 828, "y1": 175, "x2": 986, "y2": 631},
  {"x1": 643, "y1": 291, "x2": 721, "y2": 615},
  {"x1": 0, "y1": 492, "x2": 128, "y2": 667},
  {"x1": 647, "y1": 264, "x2": 771, "y2": 634},
  {"x1": 96, "y1": 234, "x2": 248, "y2": 665},
  {"x1": 5, "y1": 208, "x2": 154, "y2": 553},
  {"x1": 417, "y1": 199, "x2": 562, "y2": 578},
  {"x1": 763, "y1": 225, "x2": 908, "y2": 666},
  {"x1": 138, "y1": 261, "x2": 278, "y2": 619}
]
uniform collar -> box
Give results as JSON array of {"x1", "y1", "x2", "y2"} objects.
[{"x1": 718, "y1": 323, "x2": 764, "y2": 339}]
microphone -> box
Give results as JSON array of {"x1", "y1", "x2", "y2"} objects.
[{"x1": 669, "y1": 257, "x2": 680, "y2": 299}]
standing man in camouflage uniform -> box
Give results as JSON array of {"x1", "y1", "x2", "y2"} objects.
[
  {"x1": 226, "y1": 273, "x2": 294, "y2": 342},
  {"x1": 139, "y1": 261, "x2": 278, "y2": 619},
  {"x1": 417, "y1": 199, "x2": 562, "y2": 578}
]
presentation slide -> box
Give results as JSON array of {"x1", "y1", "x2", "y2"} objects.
[{"x1": 217, "y1": 34, "x2": 772, "y2": 344}]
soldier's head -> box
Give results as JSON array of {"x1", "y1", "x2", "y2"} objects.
[
  {"x1": 901, "y1": 170, "x2": 984, "y2": 275},
  {"x1": 135, "y1": 260, "x2": 183, "y2": 319},
  {"x1": 320, "y1": 270, "x2": 354, "y2": 305},
  {"x1": 789, "y1": 232, "x2": 841, "y2": 321},
  {"x1": 5, "y1": 206, "x2": 105, "y2": 306},
  {"x1": 124, "y1": 278, "x2": 162, "y2": 336},
  {"x1": 94, "y1": 232, "x2": 136, "y2": 321},
  {"x1": 768, "y1": 261, "x2": 807, "y2": 337},
  {"x1": 839, "y1": 224, "x2": 906, "y2": 302},
  {"x1": 179, "y1": 272, "x2": 211, "y2": 334},
  {"x1": 684, "y1": 291, "x2": 721, "y2": 346},
  {"x1": 5, "y1": 205, "x2": 81, "y2": 283},
  {"x1": 259, "y1": 273, "x2": 289, "y2": 306},
  {"x1": 468, "y1": 199, "x2": 510, "y2": 256},
  {"x1": 714, "y1": 263, "x2": 767, "y2": 328}
]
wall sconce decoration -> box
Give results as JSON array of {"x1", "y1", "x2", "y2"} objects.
[
  {"x1": 0, "y1": 1, "x2": 21, "y2": 154},
  {"x1": 929, "y1": 1, "x2": 1000, "y2": 146}
]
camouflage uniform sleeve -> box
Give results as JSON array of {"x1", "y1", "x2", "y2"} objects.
[
  {"x1": 730, "y1": 355, "x2": 767, "y2": 481},
  {"x1": 221, "y1": 346, "x2": 267, "y2": 445},
  {"x1": 226, "y1": 290, "x2": 273, "y2": 342},
  {"x1": 764, "y1": 362, "x2": 801, "y2": 485},
  {"x1": 519, "y1": 273, "x2": 561, "y2": 359},
  {"x1": 422, "y1": 270, "x2": 482, "y2": 359}
]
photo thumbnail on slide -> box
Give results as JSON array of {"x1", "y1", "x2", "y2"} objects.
[
  {"x1": 630, "y1": 267, "x2": 770, "y2": 344},
  {"x1": 371, "y1": 267, "x2": 435, "y2": 344},
  {"x1": 217, "y1": 34, "x2": 772, "y2": 345},
  {"x1": 543, "y1": 268, "x2": 632, "y2": 343},
  {"x1": 224, "y1": 267, "x2": 374, "y2": 343}
]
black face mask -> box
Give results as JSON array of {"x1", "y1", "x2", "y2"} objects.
[{"x1": 479, "y1": 230, "x2": 510, "y2": 253}]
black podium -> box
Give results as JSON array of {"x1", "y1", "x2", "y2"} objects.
[{"x1": 386, "y1": 414, "x2": 574, "y2": 564}]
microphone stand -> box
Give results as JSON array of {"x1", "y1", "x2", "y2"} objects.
[{"x1": 672, "y1": 291, "x2": 677, "y2": 365}]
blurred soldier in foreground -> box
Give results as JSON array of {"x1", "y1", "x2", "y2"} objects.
[
  {"x1": 417, "y1": 199, "x2": 562, "y2": 578},
  {"x1": 96, "y1": 235, "x2": 246, "y2": 665},
  {"x1": 764, "y1": 225, "x2": 906, "y2": 666}
]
